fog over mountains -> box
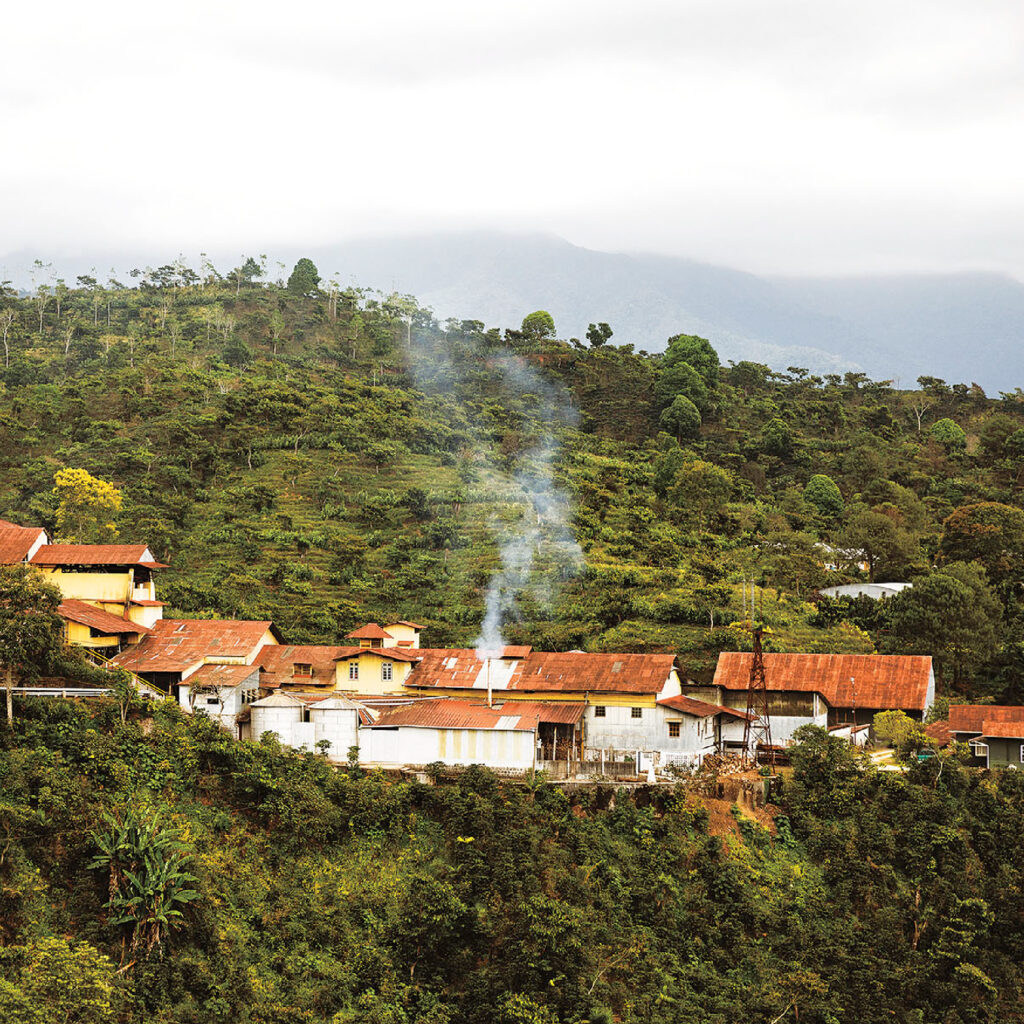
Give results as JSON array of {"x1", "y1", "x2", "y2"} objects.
[
  {"x1": 7, "y1": 232, "x2": 1024, "y2": 390},
  {"x1": 306, "y1": 233, "x2": 1024, "y2": 392}
]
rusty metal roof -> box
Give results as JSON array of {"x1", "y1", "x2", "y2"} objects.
[
  {"x1": 31, "y1": 544, "x2": 168, "y2": 568},
  {"x1": 59, "y1": 599, "x2": 152, "y2": 636},
  {"x1": 949, "y1": 704, "x2": 1024, "y2": 734},
  {"x1": 332, "y1": 647, "x2": 421, "y2": 663},
  {"x1": 110, "y1": 619, "x2": 276, "y2": 674},
  {"x1": 981, "y1": 720, "x2": 1024, "y2": 739},
  {"x1": 713, "y1": 652, "x2": 933, "y2": 712},
  {"x1": 346, "y1": 622, "x2": 393, "y2": 640},
  {"x1": 368, "y1": 697, "x2": 537, "y2": 732},
  {"x1": 494, "y1": 700, "x2": 585, "y2": 724},
  {"x1": 924, "y1": 720, "x2": 952, "y2": 747},
  {"x1": 257, "y1": 645, "x2": 358, "y2": 687},
  {"x1": 658, "y1": 694, "x2": 753, "y2": 720},
  {"x1": 501, "y1": 645, "x2": 533, "y2": 658},
  {"x1": 510, "y1": 651, "x2": 678, "y2": 694},
  {"x1": 185, "y1": 663, "x2": 259, "y2": 687},
  {"x1": 404, "y1": 648, "x2": 678, "y2": 695},
  {"x1": 0, "y1": 522, "x2": 47, "y2": 565}
]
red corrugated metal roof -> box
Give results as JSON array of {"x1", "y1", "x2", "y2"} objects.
[
  {"x1": 981, "y1": 720, "x2": 1024, "y2": 739},
  {"x1": 333, "y1": 647, "x2": 421, "y2": 663},
  {"x1": 502, "y1": 645, "x2": 533, "y2": 658},
  {"x1": 31, "y1": 544, "x2": 168, "y2": 568},
  {"x1": 949, "y1": 704, "x2": 1024, "y2": 734},
  {"x1": 109, "y1": 619, "x2": 276, "y2": 673},
  {"x1": 186, "y1": 663, "x2": 259, "y2": 687},
  {"x1": 59, "y1": 599, "x2": 153, "y2": 636},
  {"x1": 404, "y1": 649, "x2": 678, "y2": 695},
  {"x1": 713, "y1": 652, "x2": 933, "y2": 712},
  {"x1": 658, "y1": 694, "x2": 753, "y2": 720},
  {"x1": 346, "y1": 623, "x2": 393, "y2": 640},
  {"x1": 509, "y1": 651, "x2": 678, "y2": 694},
  {"x1": 0, "y1": 523, "x2": 46, "y2": 565},
  {"x1": 368, "y1": 698, "x2": 537, "y2": 732},
  {"x1": 257, "y1": 645, "x2": 359, "y2": 687},
  {"x1": 495, "y1": 700, "x2": 585, "y2": 724},
  {"x1": 924, "y1": 720, "x2": 952, "y2": 747}
]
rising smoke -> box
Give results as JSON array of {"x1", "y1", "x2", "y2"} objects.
[
  {"x1": 473, "y1": 354, "x2": 582, "y2": 658},
  {"x1": 404, "y1": 321, "x2": 582, "y2": 658}
]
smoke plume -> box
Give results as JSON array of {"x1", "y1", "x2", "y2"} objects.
[{"x1": 404, "y1": 320, "x2": 582, "y2": 657}]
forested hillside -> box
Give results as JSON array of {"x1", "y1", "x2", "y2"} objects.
[
  {"x1": 3, "y1": 698, "x2": 1023, "y2": 1023},
  {"x1": 3, "y1": 259, "x2": 1024, "y2": 697}
]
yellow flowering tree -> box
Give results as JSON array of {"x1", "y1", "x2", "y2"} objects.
[{"x1": 53, "y1": 468, "x2": 122, "y2": 543}]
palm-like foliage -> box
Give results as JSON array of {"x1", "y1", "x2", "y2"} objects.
[{"x1": 88, "y1": 803, "x2": 200, "y2": 954}]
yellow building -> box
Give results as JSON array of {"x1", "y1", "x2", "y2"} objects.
[{"x1": 30, "y1": 543, "x2": 167, "y2": 632}]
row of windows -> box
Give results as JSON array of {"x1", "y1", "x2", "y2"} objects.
[
  {"x1": 347, "y1": 662, "x2": 394, "y2": 682},
  {"x1": 592, "y1": 706, "x2": 644, "y2": 718},
  {"x1": 590, "y1": 707, "x2": 683, "y2": 738}
]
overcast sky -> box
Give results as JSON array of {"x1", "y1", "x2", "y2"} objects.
[{"x1": 3, "y1": 0, "x2": 1024, "y2": 280}]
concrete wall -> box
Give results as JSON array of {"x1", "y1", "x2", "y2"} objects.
[
  {"x1": 383, "y1": 623, "x2": 420, "y2": 648},
  {"x1": 44, "y1": 570, "x2": 133, "y2": 602},
  {"x1": 334, "y1": 655, "x2": 413, "y2": 694},
  {"x1": 359, "y1": 726, "x2": 535, "y2": 769}
]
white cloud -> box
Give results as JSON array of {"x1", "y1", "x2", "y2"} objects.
[{"x1": 3, "y1": 0, "x2": 1024, "y2": 278}]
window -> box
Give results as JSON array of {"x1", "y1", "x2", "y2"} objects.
[
  {"x1": 668, "y1": 721, "x2": 680, "y2": 738},
  {"x1": 293, "y1": 663, "x2": 313, "y2": 677},
  {"x1": 381, "y1": 661, "x2": 393, "y2": 682},
  {"x1": 348, "y1": 663, "x2": 359, "y2": 681},
  {"x1": 593, "y1": 706, "x2": 606, "y2": 717},
  {"x1": 206, "y1": 697, "x2": 220, "y2": 706},
  {"x1": 631, "y1": 707, "x2": 643, "y2": 719}
]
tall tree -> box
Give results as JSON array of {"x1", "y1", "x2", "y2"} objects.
[
  {"x1": 884, "y1": 562, "x2": 1002, "y2": 687},
  {"x1": 939, "y1": 502, "x2": 1024, "y2": 593},
  {"x1": 663, "y1": 333, "x2": 720, "y2": 385},
  {"x1": 520, "y1": 310, "x2": 556, "y2": 342},
  {"x1": 286, "y1": 258, "x2": 320, "y2": 296},
  {"x1": 0, "y1": 565, "x2": 63, "y2": 724},
  {"x1": 53, "y1": 468, "x2": 123, "y2": 543}
]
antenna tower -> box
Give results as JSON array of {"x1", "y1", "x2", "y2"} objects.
[{"x1": 742, "y1": 625, "x2": 774, "y2": 767}]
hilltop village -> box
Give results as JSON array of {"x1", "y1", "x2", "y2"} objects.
[{"x1": 7, "y1": 513, "x2": 1004, "y2": 777}]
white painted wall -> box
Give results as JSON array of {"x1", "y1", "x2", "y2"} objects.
[
  {"x1": 585, "y1": 705, "x2": 721, "y2": 763},
  {"x1": 584, "y1": 704, "x2": 660, "y2": 751},
  {"x1": 310, "y1": 707, "x2": 360, "y2": 758},
  {"x1": 180, "y1": 678, "x2": 259, "y2": 735},
  {"x1": 359, "y1": 726, "x2": 535, "y2": 769},
  {"x1": 252, "y1": 704, "x2": 303, "y2": 744}
]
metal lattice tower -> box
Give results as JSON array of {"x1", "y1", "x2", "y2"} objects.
[{"x1": 742, "y1": 625, "x2": 774, "y2": 767}]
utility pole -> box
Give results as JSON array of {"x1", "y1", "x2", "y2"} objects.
[{"x1": 742, "y1": 625, "x2": 774, "y2": 768}]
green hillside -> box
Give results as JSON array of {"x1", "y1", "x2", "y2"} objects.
[
  {"x1": 3, "y1": 260, "x2": 1024, "y2": 695},
  {"x1": 2, "y1": 697, "x2": 1023, "y2": 1023}
]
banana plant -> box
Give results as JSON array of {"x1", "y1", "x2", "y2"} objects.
[{"x1": 88, "y1": 802, "x2": 200, "y2": 955}]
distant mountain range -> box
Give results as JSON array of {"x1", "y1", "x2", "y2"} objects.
[{"x1": 6, "y1": 232, "x2": 1024, "y2": 390}]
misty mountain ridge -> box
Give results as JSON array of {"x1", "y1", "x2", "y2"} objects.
[{"x1": 5, "y1": 232, "x2": 1023, "y2": 390}]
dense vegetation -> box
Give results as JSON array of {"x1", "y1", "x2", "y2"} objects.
[
  {"x1": 3, "y1": 697, "x2": 1024, "y2": 1023},
  {"x1": 3, "y1": 258, "x2": 1024, "y2": 695}
]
